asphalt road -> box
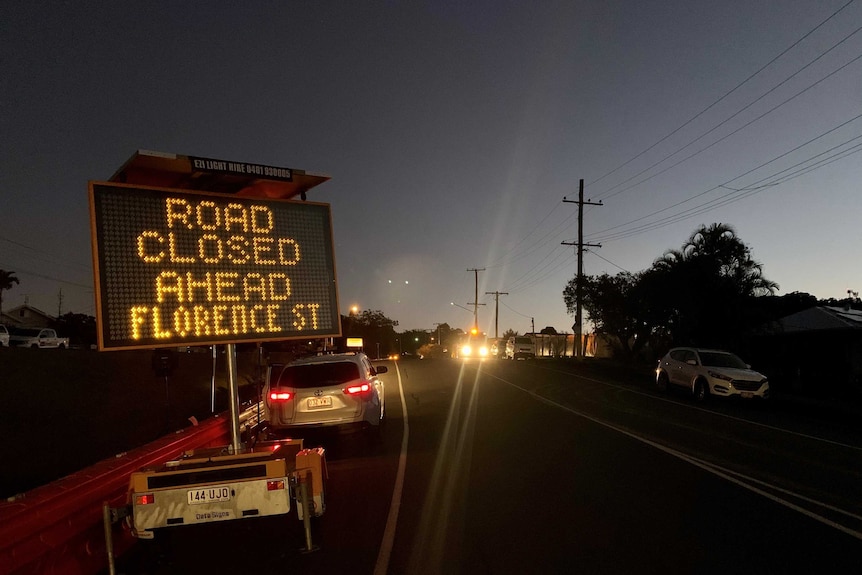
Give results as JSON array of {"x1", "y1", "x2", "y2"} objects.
[{"x1": 112, "y1": 357, "x2": 862, "y2": 574}]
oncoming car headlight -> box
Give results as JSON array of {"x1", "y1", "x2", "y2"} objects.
[
  {"x1": 462, "y1": 344, "x2": 472, "y2": 356},
  {"x1": 479, "y1": 346, "x2": 488, "y2": 357}
]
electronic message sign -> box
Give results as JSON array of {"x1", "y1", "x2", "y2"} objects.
[{"x1": 89, "y1": 182, "x2": 341, "y2": 350}]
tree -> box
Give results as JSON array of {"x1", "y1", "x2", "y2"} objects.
[
  {"x1": 502, "y1": 328, "x2": 518, "y2": 340},
  {"x1": 54, "y1": 312, "x2": 97, "y2": 348},
  {"x1": 648, "y1": 223, "x2": 777, "y2": 347},
  {"x1": 564, "y1": 271, "x2": 652, "y2": 359},
  {"x1": 342, "y1": 309, "x2": 399, "y2": 357},
  {"x1": 433, "y1": 322, "x2": 453, "y2": 348},
  {"x1": 562, "y1": 223, "x2": 779, "y2": 358},
  {"x1": 0, "y1": 270, "x2": 20, "y2": 315}
]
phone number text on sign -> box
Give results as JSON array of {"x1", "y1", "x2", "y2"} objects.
[{"x1": 89, "y1": 183, "x2": 341, "y2": 350}]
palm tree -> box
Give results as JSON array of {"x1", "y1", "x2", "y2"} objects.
[
  {"x1": 650, "y1": 223, "x2": 778, "y2": 346},
  {"x1": 657, "y1": 223, "x2": 778, "y2": 297},
  {"x1": 0, "y1": 269, "x2": 20, "y2": 315}
]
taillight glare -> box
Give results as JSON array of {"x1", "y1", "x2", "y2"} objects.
[
  {"x1": 269, "y1": 390, "x2": 292, "y2": 402},
  {"x1": 135, "y1": 493, "x2": 155, "y2": 506},
  {"x1": 345, "y1": 382, "x2": 371, "y2": 395}
]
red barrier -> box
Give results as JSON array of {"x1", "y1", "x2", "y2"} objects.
[{"x1": 0, "y1": 416, "x2": 232, "y2": 575}]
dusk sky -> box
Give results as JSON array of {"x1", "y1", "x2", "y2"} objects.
[{"x1": 2, "y1": 1, "x2": 861, "y2": 337}]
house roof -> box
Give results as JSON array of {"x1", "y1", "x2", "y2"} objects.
[
  {"x1": 779, "y1": 306, "x2": 862, "y2": 333},
  {"x1": 2, "y1": 304, "x2": 56, "y2": 327}
]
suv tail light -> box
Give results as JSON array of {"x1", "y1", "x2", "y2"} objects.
[
  {"x1": 268, "y1": 390, "x2": 293, "y2": 402},
  {"x1": 344, "y1": 382, "x2": 372, "y2": 398}
]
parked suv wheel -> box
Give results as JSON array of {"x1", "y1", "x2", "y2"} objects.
[
  {"x1": 656, "y1": 372, "x2": 669, "y2": 392},
  {"x1": 694, "y1": 380, "x2": 709, "y2": 402}
]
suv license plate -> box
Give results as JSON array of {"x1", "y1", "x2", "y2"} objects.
[
  {"x1": 188, "y1": 485, "x2": 231, "y2": 505},
  {"x1": 308, "y1": 396, "x2": 332, "y2": 408},
  {"x1": 741, "y1": 392, "x2": 753, "y2": 399}
]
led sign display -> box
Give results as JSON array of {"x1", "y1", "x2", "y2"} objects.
[{"x1": 89, "y1": 182, "x2": 340, "y2": 350}]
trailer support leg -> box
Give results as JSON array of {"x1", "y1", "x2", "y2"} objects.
[
  {"x1": 293, "y1": 473, "x2": 319, "y2": 553},
  {"x1": 102, "y1": 503, "x2": 116, "y2": 575}
]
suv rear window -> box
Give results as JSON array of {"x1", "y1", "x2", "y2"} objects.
[{"x1": 277, "y1": 362, "x2": 360, "y2": 388}]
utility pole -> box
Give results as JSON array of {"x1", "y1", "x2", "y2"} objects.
[
  {"x1": 484, "y1": 291, "x2": 508, "y2": 339},
  {"x1": 57, "y1": 288, "x2": 64, "y2": 317},
  {"x1": 562, "y1": 179, "x2": 602, "y2": 359},
  {"x1": 467, "y1": 268, "x2": 486, "y2": 330}
]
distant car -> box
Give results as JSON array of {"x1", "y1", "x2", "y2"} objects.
[
  {"x1": 655, "y1": 347, "x2": 769, "y2": 401},
  {"x1": 489, "y1": 339, "x2": 506, "y2": 358},
  {"x1": 264, "y1": 352, "x2": 387, "y2": 436},
  {"x1": 0, "y1": 324, "x2": 9, "y2": 347},
  {"x1": 505, "y1": 336, "x2": 535, "y2": 360},
  {"x1": 8, "y1": 327, "x2": 68, "y2": 349}
]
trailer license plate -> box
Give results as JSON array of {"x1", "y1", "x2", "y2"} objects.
[
  {"x1": 188, "y1": 485, "x2": 231, "y2": 505},
  {"x1": 307, "y1": 396, "x2": 332, "y2": 408}
]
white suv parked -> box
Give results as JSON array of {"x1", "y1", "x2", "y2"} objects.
[{"x1": 656, "y1": 347, "x2": 769, "y2": 401}]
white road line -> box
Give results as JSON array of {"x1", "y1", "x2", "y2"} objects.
[
  {"x1": 693, "y1": 457, "x2": 862, "y2": 523},
  {"x1": 537, "y1": 364, "x2": 862, "y2": 452},
  {"x1": 374, "y1": 362, "x2": 409, "y2": 575},
  {"x1": 484, "y1": 371, "x2": 862, "y2": 542}
]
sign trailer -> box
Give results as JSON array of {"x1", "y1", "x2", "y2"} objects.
[{"x1": 92, "y1": 153, "x2": 333, "y2": 562}]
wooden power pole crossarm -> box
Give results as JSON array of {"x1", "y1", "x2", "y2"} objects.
[{"x1": 562, "y1": 179, "x2": 602, "y2": 358}]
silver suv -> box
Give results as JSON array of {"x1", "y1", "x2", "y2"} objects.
[
  {"x1": 0, "y1": 324, "x2": 8, "y2": 347},
  {"x1": 505, "y1": 336, "x2": 536, "y2": 360},
  {"x1": 264, "y1": 352, "x2": 387, "y2": 434},
  {"x1": 656, "y1": 347, "x2": 769, "y2": 401}
]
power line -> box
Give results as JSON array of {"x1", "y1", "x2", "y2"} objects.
[
  {"x1": 0, "y1": 262, "x2": 93, "y2": 290},
  {"x1": 595, "y1": 28, "x2": 862, "y2": 203},
  {"x1": 587, "y1": 112, "x2": 862, "y2": 243},
  {"x1": 485, "y1": 205, "x2": 577, "y2": 270},
  {"x1": 587, "y1": 0, "x2": 858, "y2": 193},
  {"x1": 485, "y1": 3, "x2": 860, "y2": 276},
  {"x1": 592, "y1": 141, "x2": 862, "y2": 243},
  {"x1": 0, "y1": 235, "x2": 92, "y2": 272},
  {"x1": 586, "y1": 250, "x2": 631, "y2": 274},
  {"x1": 595, "y1": 50, "x2": 862, "y2": 204},
  {"x1": 507, "y1": 248, "x2": 574, "y2": 293}
]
